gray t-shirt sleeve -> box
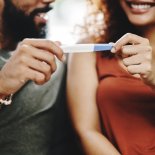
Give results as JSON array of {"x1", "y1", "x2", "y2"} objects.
[{"x1": 0, "y1": 51, "x2": 82, "y2": 155}]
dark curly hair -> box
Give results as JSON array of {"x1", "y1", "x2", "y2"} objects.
[{"x1": 84, "y1": 0, "x2": 142, "y2": 43}]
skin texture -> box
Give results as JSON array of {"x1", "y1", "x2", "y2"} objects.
[
  {"x1": 10, "y1": 0, "x2": 53, "y2": 27},
  {"x1": 119, "y1": 0, "x2": 155, "y2": 26},
  {"x1": 0, "y1": 0, "x2": 65, "y2": 96},
  {"x1": 113, "y1": 0, "x2": 155, "y2": 83},
  {"x1": 111, "y1": 33, "x2": 152, "y2": 79},
  {"x1": 67, "y1": 0, "x2": 155, "y2": 155}
]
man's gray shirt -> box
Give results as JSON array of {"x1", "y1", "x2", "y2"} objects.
[{"x1": 0, "y1": 51, "x2": 82, "y2": 155}]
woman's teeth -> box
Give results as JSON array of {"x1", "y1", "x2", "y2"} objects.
[
  {"x1": 130, "y1": 3, "x2": 151, "y2": 9},
  {"x1": 126, "y1": 1, "x2": 155, "y2": 10}
]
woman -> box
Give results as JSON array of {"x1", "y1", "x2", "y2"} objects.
[{"x1": 67, "y1": 0, "x2": 155, "y2": 154}]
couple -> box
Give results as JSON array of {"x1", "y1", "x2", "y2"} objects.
[{"x1": 0, "y1": 0, "x2": 155, "y2": 155}]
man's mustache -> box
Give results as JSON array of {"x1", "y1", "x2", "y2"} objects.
[{"x1": 30, "y1": 6, "x2": 53, "y2": 17}]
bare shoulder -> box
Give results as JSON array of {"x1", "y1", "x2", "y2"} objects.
[
  {"x1": 68, "y1": 37, "x2": 97, "y2": 66},
  {"x1": 77, "y1": 36, "x2": 96, "y2": 44}
]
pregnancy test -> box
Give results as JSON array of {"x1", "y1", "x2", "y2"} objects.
[{"x1": 61, "y1": 44, "x2": 113, "y2": 53}]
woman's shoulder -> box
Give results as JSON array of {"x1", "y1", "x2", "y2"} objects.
[{"x1": 77, "y1": 36, "x2": 97, "y2": 44}]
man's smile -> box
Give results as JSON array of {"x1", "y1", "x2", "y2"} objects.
[{"x1": 32, "y1": 6, "x2": 53, "y2": 26}]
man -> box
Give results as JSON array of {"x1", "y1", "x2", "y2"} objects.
[{"x1": 0, "y1": 0, "x2": 82, "y2": 155}]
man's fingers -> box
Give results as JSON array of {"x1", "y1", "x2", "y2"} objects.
[
  {"x1": 25, "y1": 68, "x2": 46, "y2": 85},
  {"x1": 28, "y1": 58, "x2": 54, "y2": 77},
  {"x1": 27, "y1": 45, "x2": 56, "y2": 68},
  {"x1": 111, "y1": 33, "x2": 150, "y2": 53},
  {"x1": 54, "y1": 41, "x2": 61, "y2": 46},
  {"x1": 19, "y1": 49, "x2": 57, "y2": 82},
  {"x1": 25, "y1": 65, "x2": 56, "y2": 85},
  {"x1": 21, "y1": 38, "x2": 64, "y2": 61}
]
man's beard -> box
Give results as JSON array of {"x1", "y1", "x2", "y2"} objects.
[{"x1": 2, "y1": 0, "x2": 52, "y2": 49}]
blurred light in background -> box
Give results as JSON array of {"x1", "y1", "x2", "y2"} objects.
[{"x1": 47, "y1": 0, "x2": 87, "y2": 44}]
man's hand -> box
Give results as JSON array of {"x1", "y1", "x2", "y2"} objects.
[
  {"x1": 0, "y1": 38, "x2": 65, "y2": 95},
  {"x1": 111, "y1": 33, "x2": 153, "y2": 85}
]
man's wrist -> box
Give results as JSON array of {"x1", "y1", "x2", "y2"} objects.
[{"x1": 0, "y1": 93, "x2": 13, "y2": 105}]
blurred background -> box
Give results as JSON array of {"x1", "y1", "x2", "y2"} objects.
[{"x1": 47, "y1": 0, "x2": 87, "y2": 45}]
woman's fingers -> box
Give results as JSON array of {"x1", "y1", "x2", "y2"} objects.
[
  {"x1": 110, "y1": 33, "x2": 153, "y2": 80},
  {"x1": 122, "y1": 45, "x2": 152, "y2": 55},
  {"x1": 123, "y1": 52, "x2": 151, "y2": 66},
  {"x1": 127, "y1": 63, "x2": 151, "y2": 75},
  {"x1": 111, "y1": 33, "x2": 150, "y2": 53}
]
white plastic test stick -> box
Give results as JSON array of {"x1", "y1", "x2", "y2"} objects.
[{"x1": 61, "y1": 44, "x2": 113, "y2": 53}]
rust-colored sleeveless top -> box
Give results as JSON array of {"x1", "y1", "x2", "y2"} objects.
[{"x1": 96, "y1": 53, "x2": 155, "y2": 155}]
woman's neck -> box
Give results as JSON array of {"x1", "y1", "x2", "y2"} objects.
[{"x1": 140, "y1": 25, "x2": 155, "y2": 48}]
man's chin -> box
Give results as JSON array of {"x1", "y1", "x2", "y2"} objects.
[
  {"x1": 34, "y1": 17, "x2": 48, "y2": 38},
  {"x1": 2, "y1": 0, "x2": 48, "y2": 50},
  {"x1": 37, "y1": 25, "x2": 47, "y2": 38}
]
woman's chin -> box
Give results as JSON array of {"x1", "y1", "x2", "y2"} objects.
[{"x1": 128, "y1": 16, "x2": 155, "y2": 26}]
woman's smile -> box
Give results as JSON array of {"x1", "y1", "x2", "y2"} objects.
[
  {"x1": 125, "y1": 0, "x2": 155, "y2": 13},
  {"x1": 120, "y1": 0, "x2": 155, "y2": 26}
]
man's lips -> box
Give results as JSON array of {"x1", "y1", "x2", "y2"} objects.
[
  {"x1": 31, "y1": 5, "x2": 53, "y2": 18},
  {"x1": 32, "y1": 6, "x2": 53, "y2": 26},
  {"x1": 35, "y1": 13, "x2": 48, "y2": 20}
]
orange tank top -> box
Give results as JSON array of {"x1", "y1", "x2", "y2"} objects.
[{"x1": 96, "y1": 53, "x2": 155, "y2": 155}]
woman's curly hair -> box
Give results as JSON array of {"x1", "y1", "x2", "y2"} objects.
[{"x1": 83, "y1": 0, "x2": 141, "y2": 43}]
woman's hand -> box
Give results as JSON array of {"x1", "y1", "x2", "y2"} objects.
[
  {"x1": 0, "y1": 39, "x2": 65, "y2": 95},
  {"x1": 111, "y1": 33, "x2": 153, "y2": 84}
]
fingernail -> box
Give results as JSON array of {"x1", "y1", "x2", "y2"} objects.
[
  {"x1": 111, "y1": 47, "x2": 116, "y2": 53},
  {"x1": 55, "y1": 41, "x2": 61, "y2": 46},
  {"x1": 109, "y1": 42, "x2": 114, "y2": 45},
  {"x1": 61, "y1": 55, "x2": 66, "y2": 62}
]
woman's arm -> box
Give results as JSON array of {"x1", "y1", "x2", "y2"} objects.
[{"x1": 67, "y1": 53, "x2": 121, "y2": 155}]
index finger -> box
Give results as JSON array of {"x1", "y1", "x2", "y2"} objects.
[
  {"x1": 21, "y1": 38, "x2": 64, "y2": 61},
  {"x1": 111, "y1": 33, "x2": 149, "y2": 53}
]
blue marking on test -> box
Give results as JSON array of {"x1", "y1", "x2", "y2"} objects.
[{"x1": 94, "y1": 44, "x2": 113, "y2": 52}]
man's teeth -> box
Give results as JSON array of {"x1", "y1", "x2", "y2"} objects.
[
  {"x1": 38, "y1": 13, "x2": 45, "y2": 18},
  {"x1": 131, "y1": 3, "x2": 151, "y2": 9},
  {"x1": 36, "y1": 13, "x2": 47, "y2": 19}
]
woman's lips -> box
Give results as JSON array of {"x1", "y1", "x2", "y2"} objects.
[{"x1": 125, "y1": 0, "x2": 155, "y2": 13}]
